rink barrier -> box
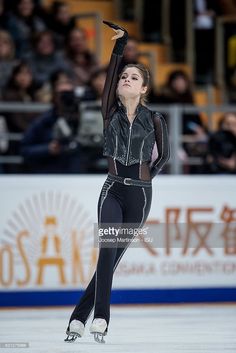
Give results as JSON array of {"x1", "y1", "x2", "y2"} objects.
[{"x1": 0, "y1": 288, "x2": 236, "y2": 307}]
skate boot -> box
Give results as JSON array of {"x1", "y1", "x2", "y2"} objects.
[
  {"x1": 64, "y1": 319, "x2": 85, "y2": 342},
  {"x1": 90, "y1": 318, "x2": 108, "y2": 344}
]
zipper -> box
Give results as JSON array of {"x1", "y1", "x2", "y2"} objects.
[
  {"x1": 113, "y1": 134, "x2": 118, "y2": 160},
  {"x1": 139, "y1": 139, "x2": 145, "y2": 165},
  {"x1": 125, "y1": 122, "x2": 133, "y2": 165}
]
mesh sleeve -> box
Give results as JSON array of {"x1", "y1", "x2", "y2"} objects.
[
  {"x1": 101, "y1": 34, "x2": 128, "y2": 125},
  {"x1": 150, "y1": 112, "x2": 170, "y2": 178}
]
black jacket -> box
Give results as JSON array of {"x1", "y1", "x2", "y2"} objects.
[{"x1": 101, "y1": 34, "x2": 170, "y2": 178}]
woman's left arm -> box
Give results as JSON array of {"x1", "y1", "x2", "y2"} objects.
[{"x1": 150, "y1": 112, "x2": 170, "y2": 178}]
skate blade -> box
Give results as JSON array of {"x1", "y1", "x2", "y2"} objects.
[
  {"x1": 92, "y1": 332, "x2": 106, "y2": 344},
  {"x1": 64, "y1": 331, "x2": 81, "y2": 343}
]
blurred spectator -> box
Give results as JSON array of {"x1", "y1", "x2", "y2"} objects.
[
  {"x1": 142, "y1": 0, "x2": 162, "y2": 42},
  {"x1": 0, "y1": 30, "x2": 17, "y2": 92},
  {"x1": 120, "y1": 36, "x2": 139, "y2": 68},
  {"x1": 21, "y1": 70, "x2": 85, "y2": 173},
  {"x1": 218, "y1": 112, "x2": 236, "y2": 137},
  {"x1": 64, "y1": 28, "x2": 99, "y2": 87},
  {"x1": 6, "y1": 0, "x2": 46, "y2": 58},
  {"x1": 82, "y1": 67, "x2": 106, "y2": 102},
  {"x1": 170, "y1": 0, "x2": 186, "y2": 62},
  {"x1": 47, "y1": 1, "x2": 76, "y2": 49},
  {"x1": 3, "y1": 61, "x2": 38, "y2": 132},
  {"x1": 25, "y1": 30, "x2": 67, "y2": 86},
  {"x1": 156, "y1": 70, "x2": 207, "y2": 133},
  {"x1": 194, "y1": 0, "x2": 221, "y2": 83},
  {"x1": 0, "y1": 0, "x2": 9, "y2": 29},
  {"x1": 156, "y1": 70, "x2": 208, "y2": 172},
  {"x1": 205, "y1": 130, "x2": 236, "y2": 173},
  {"x1": 218, "y1": 0, "x2": 236, "y2": 14},
  {"x1": 0, "y1": 115, "x2": 9, "y2": 173},
  {"x1": 79, "y1": 67, "x2": 107, "y2": 173}
]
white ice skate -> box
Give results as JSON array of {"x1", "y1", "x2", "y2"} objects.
[
  {"x1": 64, "y1": 319, "x2": 85, "y2": 342},
  {"x1": 90, "y1": 318, "x2": 108, "y2": 344}
]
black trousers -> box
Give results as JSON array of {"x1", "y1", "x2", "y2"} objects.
[{"x1": 68, "y1": 175, "x2": 152, "y2": 328}]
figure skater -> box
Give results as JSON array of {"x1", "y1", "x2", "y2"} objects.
[{"x1": 65, "y1": 20, "x2": 170, "y2": 344}]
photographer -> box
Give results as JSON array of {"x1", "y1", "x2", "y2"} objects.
[{"x1": 21, "y1": 70, "x2": 85, "y2": 173}]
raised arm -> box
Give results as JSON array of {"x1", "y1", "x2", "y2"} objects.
[
  {"x1": 150, "y1": 112, "x2": 170, "y2": 178},
  {"x1": 101, "y1": 21, "x2": 128, "y2": 123}
]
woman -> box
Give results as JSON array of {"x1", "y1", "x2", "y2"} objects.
[
  {"x1": 7, "y1": 0, "x2": 45, "y2": 58},
  {"x1": 64, "y1": 27, "x2": 99, "y2": 87},
  {"x1": 65, "y1": 21, "x2": 170, "y2": 344},
  {"x1": 3, "y1": 61, "x2": 38, "y2": 132},
  {"x1": 0, "y1": 30, "x2": 17, "y2": 92}
]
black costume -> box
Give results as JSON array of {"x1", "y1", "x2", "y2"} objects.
[{"x1": 67, "y1": 23, "x2": 170, "y2": 330}]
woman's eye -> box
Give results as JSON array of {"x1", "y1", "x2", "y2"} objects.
[
  {"x1": 121, "y1": 75, "x2": 126, "y2": 79},
  {"x1": 132, "y1": 77, "x2": 138, "y2": 80}
]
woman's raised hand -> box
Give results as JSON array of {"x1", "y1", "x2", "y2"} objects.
[{"x1": 103, "y1": 20, "x2": 127, "y2": 40}]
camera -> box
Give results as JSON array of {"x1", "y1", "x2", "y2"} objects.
[{"x1": 52, "y1": 90, "x2": 81, "y2": 153}]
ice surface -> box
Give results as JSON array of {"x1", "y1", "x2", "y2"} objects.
[{"x1": 0, "y1": 305, "x2": 236, "y2": 353}]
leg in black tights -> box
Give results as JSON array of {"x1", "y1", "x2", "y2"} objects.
[{"x1": 68, "y1": 177, "x2": 152, "y2": 328}]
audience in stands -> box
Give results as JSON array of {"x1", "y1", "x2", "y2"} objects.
[
  {"x1": 120, "y1": 36, "x2": 139, "y2": 69},
  {"x1": 0, "y1": 115, "x2": 9, "y2": 173},
  {"x1": 24, "y1": 30, "x2": 67, "y2": 86},
  {"x1": 155, "y1": 70, "x2": 209, "y2": 173},
  {"x1": 21, "y1": 70, "x2": 85, "y2": 173},
  {"x1": 6, "y1": 0, "x2": 46, "y2": 58},
  {"x1": 46, "y1": 0, "x2": 77, "y2": 50},
  {"x1": 204, "y1": 112, "x2": 236, "y2": 173},
  {"x1": 82, "y1": 67, "x2": 106, "y2": 102},
  {"x1": 205, "y1": 129, "x2": 236, "y2": 173},
  {"x1": 0, "y1": 0, "x2": 234, "y2": 174},
  {"x1": 218, "y1": 112, "x2": 236, "y2": 137},
  {"x1": 194, "y1": 0, "x2": 221, "y2": 83},
  {"x1": 64, "y1": 28, "x2": 99, "y2": 87},
  {"x1": 0, "y1": 30, "x2": 18, "y2": 92},
  {"x1": 0, "y1": 0, "x2": 9, "y2": 29},
  {"x1": 3, "y1": 61, "x2": 39, "y2": 132}
]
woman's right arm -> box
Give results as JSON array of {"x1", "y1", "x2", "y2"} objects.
[{"x1": 101, "y1": 21, "x2": 128, "y2": 123}]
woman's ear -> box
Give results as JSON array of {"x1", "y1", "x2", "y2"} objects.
[{"x1": 141, "y1": 86, "x2": 148, "y2": 94}]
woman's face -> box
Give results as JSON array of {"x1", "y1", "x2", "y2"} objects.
[
  {"x1": 0, "y1": 37, "x2": 12, "y2": 59},
  {"x1": 92, "y1": 72, "x2": 106, "y2": 97},
  {"x1": 117, "y1": 67, "x2": 147, "y2": 100},
  {"x1": 18, "y1": 0, "x2": 34, "y2": 17},
  {"x1": 69, "y1": 30, "x2": 87, "y2": 53},
  {"x1": 171, "y1": 76, "x2": 188, "y2": 94},
  {"x1": 37, "y1": 34, "x2": 54, "y2": 55},
  {"x1": 123, "y1": 39, "x2": 139, "y2": 63},
  {"x1": 15, "y1": 66, "x2": 32, "y2": 89},
  {"x1": 56, "y1": 5, "x2": 70, "y2": 24}
]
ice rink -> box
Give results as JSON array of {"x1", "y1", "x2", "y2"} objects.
[{"x1": 1, "y1": 304, "x2": 236, "y2": 353}]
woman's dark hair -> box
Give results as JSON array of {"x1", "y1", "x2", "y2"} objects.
[
  {"x1": 119, "y1": 63, "x2": 150, "y2": 104},
  {"x1": 51, "y1": 0, "x2": 67, "y2": 15},
  {"x1": 49, "y1": 69, "x2": 73, "y2": 91},
  {"x1": 163, "y1": 69, "x2": 194, "y2": 103},
  {"x1": 32, "y1": 30, "x2": 55, "y2": 50},
  {"x1": 167, "y1": 70, "x2": 191, "y2": 86},
  {"x1": 6, "y1": 61, "x2": 32, "y2": 89},
  {"x1": 14, "y1": 0, "x2": 34, "y2": 16},
  {"x1": 209, "y1": 130, "x2": 236, "y2": 159}
]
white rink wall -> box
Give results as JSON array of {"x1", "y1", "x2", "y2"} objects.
[{"x1": 0, "y1": 175, "x2": 236, "y2": 306}]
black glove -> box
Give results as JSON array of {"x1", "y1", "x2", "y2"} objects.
[
  {"x1": 103, "y1": 20, "x2": 127, "y2": 33},
  {"x1": 103, "y1": 20, "x2": 128, "y2": 55}
]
